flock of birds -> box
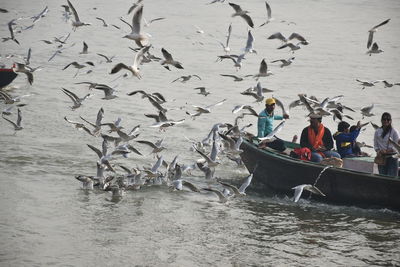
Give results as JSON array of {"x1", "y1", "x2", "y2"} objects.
[{"x1": 0, "y1": 1, "x2": 398, "y2": 204}]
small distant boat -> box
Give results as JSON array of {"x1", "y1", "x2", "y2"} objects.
[
  {"x1": 240, "y1": 138, "x2": 400, "y2": 211},
  {"x1": 0, "y1": 66, "x2": 18, "y2": 88}
]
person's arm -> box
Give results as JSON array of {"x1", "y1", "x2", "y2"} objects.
[
  {"x1": 274, "y1": 115, "x2": 283, "y2": 120},
  {"x1": 257, "y1": 116, "x2": 266, "y2": 138},
  {"x1": 300, "y1": 128, "x2": 312, "y2": 149},
  {"x1": 336, "y1": 130, "x2": 360, "y2": 142},
  {"x1": 323, "y1": 128, "x2": 334, "y2": 150},
  {"x1": 373, "y1": 129, "x2": 380, "y2": 152}
]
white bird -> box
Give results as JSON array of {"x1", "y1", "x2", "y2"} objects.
[
  {"x1": 258, "y1": 120, "x2": 286, "y2": 141},
  {"x1": 136, "y1": 138, "x2": 166, "y2": 155},
  {"x1": 95, "y1": 17, "x2": 108, "y2": 27},
  {"x1": 171, "y1": 74, "x2": 201, "y2": 83},
  {"x1": 67, "y1": 0, "x2": 91, "y2": 31},
  {"x1": 274, "y1": 97, "x2": 290, "y2": 118},
  {"x1": 253, "y1": 59, "x2": 273, "y2": 80},
  {"x1": 143, "y1": 155, "x2": 164, "y2": 178},
  {"x1": 218, "y1": 23, "x2": 232, "y2": 53},
  {"x1": 267, "y1": 32, "x2": 309, "y2": 45},
  {"x1": 193, "y1": 141, "x2": 220, "y2": 168},
  {"x1": 271, "y1": 57, "x2": 295, "y2": 68},
  {"x1": 61, "y1": 87, "x2": 92, "y2": 110},
  {"x1": 96, "y1": 53, "x2": 115, "y2": 63},
  {"x1": 93, "y1": 84, "x2": 118, "y2": 100},
  {"x1": 292, "y1": 184, "x2": 325, "y2": 203},
  {"x1": 202, "y1": 187, "x2": 229, "y2": 203},
  {"x1": 366, "y1": 42, "x2": 383, "y2": 56},
  {"x1": 218, "y1": 173, "x2": 253, "y2": 196},
  {"x1": 367, "y1": 19, "x2": 390, "y2": 49},
  {"x1": 356, "y1": 79, "x2": 380, "y2": 89},
  {"x1": 2, "y1": 108, "x2": 23, "y2": 131},
  {"x1": 75, "y1": 175, "x2": 94, "y2": 190},
  {"x1": 243, "y1": 30, "x2": 256, "y2": 54},
  {"x1": 259, "y1": 1, "x2": 273, "y2": 27},
  {"x1": 229, "y1": 3, "x2": 254, "y2": 28},
  {"x1": 160, "y1": 48, "x2": 184, "y2": 70},
  {"x1": 143, "y1": 17, "x2": 166, "y2": 27},
  {"x1": 79, "y1": 41, "x2": 88, "y2": 54},
  {"x1": 361, "y1": 104, "x2": 374, "y2": 118},
  {"x1": 194, "y1": 87, "x2": 210, "y2": 96},
  {"x1": 122, "y1": 5, "x2": 151, "y2": 47},
  {"x1": 277, "y1": 42, "x2": 302, "y2": 53},
  {"x1": 64, "y1": 116, "x2": 94, "y2": 136},
  {"x1": 31, "y1": 6, "x2": 49, "y2": 24},
  {"x1": 382, "y1": 80, "x2": 400, "y2": 88},
  {"x1": 79, "y1": 107, "x2": 104, "y2": 136},
  {"x1": 12, "y1": 63, "x2": 34, "y2": 84},
  {"x1": 2, "y1": 19, "x2": 19, "y2": 44},
  {"x1": 186, "y1": 99, "x2": 227, "y2": 118},
  {"x1": 110, "y1": 45, "x2": 150, "y2": 79}
]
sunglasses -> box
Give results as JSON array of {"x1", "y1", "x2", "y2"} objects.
[{"x1": 382, "y1": 118, "x2": 391, "y2": 121}]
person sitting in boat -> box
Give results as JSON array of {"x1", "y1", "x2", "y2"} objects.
[
  {"x1": 300, "y1": 114, "x2": 341, "y2": 162},
  {"x1": 333, "y1": 121, "x2": 361, "y2": 158},
  {"x1": 373, "y1": 112, "x2": 399, "y2": 177},
  {"x1": 257, "y1": 97, "x2": 289, "y2": 152}
]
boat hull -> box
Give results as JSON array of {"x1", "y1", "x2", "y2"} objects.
[
  {"x1": 240, "y1": 139, "x2": 400, "y2": 211},
  {"x1": 0, "y1": 68, "x2": 18, "y2": 88}
]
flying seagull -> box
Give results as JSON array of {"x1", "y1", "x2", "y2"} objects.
[
  {"x1": 292, "y1": 184, "x2": 325, "y2": 203},
  {"x1": 229, "y1": 3, "x2": 254, "y2": 28},
  {"x1": 367, "y1": 19, "x2": 390, "y2": 49}
]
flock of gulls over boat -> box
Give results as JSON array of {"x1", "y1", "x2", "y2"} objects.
[{"x1": 0, "y1": 1, "x2": 398, "y2": 204}]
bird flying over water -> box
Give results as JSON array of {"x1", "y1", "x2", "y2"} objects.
[
  {"x1": 367, "y1": 19, "x2": 390, "y2": 49},
  {"x1": 229, "y1": 3, "x2": 254, "y2": 28},
  {"x1": 292, "y1": 184, "x2": 325, "y2": 203}
]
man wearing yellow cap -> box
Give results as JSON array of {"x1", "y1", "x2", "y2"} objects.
[{"x1": 258, "y1": 97, "x2": 289, "y2": 151}]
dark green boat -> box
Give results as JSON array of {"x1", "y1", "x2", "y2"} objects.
[
  {"x1": 0, "y1": 67, "x2": 18, "y2": 88},
  {"x1": 240, "y1": 138, "x2": 400, "y2": 211}
]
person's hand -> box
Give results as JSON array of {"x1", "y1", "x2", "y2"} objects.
[
  {"x1": 356, "y1": 121, "x2": 361, "y2": 128},
  {"x1": 283, "y1": 114, "x2": 289, "y2": 119},
  {"x1": 317, "y1": 145, "x2": 327, "y2": 152}
]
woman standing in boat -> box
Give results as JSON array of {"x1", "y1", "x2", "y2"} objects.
[
  {"x1": 373, "y1": 112, "x2": 399, "y2": 177},
  {"x1": 300, "y1": 114, "x2": 341, "y2": 162}
]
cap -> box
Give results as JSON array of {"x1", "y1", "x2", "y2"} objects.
[
  {"x1": 309, "y1": 113, "x2": 322, "y2": 119},
  {"x1": 265, "y1": 98, "x2": 276, "y2": 105}
]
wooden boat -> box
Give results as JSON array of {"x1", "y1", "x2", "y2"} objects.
[
  {"x1": 0, "y1": 66, "x2": 18, "y2": 88},
  {"x1": 240, "y1": 138, "x2": 400, "y2": 211}
]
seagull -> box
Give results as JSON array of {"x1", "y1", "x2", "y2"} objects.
[
  {"x1": 127, "y1": 0, "x2": 144, "y2": 15},
  {"x1": 31, "y1": 6, "x2": 49, "y2": 24},
  {"x1": 232, "y1": 104, "x2": 257, "y2": 115},
  {"x1": 2, "y1": 19, "x2": 19, "y2": 44},
  {"x1": 382, "y1": 80, "x2": 400, "y2": 88},
  {"x1": 196, "y1": 161, "x2": 216, "y2": 183},
  {"x1": 75, "y1": 175, "x2": 95, "y2": 190},
  {"x1": 194, "y1": 87, "x2": 210, "y2": 96},
  {"x1": 292, "y1": 184, "x2": 325, "y2": 203},
  {"x1": 219, "y1": 133, "x2": 243, "y2": 155},
  {"x1": 228, "y1": 3, "x2": 254, "y2": 28},
  {"x1": 370, "y1": 121, "x2": 379, "y2": 130},
  {"x1": 389, "y1": 137, "x2": 400, "y2": 153},
  {"x1": 12, "y1": 63, "x2": 33, "y2": 84},
  {"x1": 136, "y1": 138, "x2": 166, "y2": 155},
  {"x1": 61, "y1": 87, "x2": 92, "y2": 110},
  {"x1": 218, "y1": 23, "x2": 232, "y2": 53},
  {"x1": 64, "y1": 116, "x2": 94, "y2": 136},
  {"x1": 259, "y1": 1, "x2": 273, "y2": 27},
  {"x1": 193, "y1": 140, "x2": 220, "y2": 167},
  {"x1": 110, "y1": 45, "x2": 150, "y2": 79},
  {"x1": 170, "y1": 179, "x2": 200, "y2": 192},
  {"x1": 271, "y1": 57, "x2": 295, "y2": 68},
  {"x1": 160, "y1": 48, "x2": 184, "y2": 70},
  {"x1": 67, "y1": 0, "x2": 91, "y2": 31},
  {"x1": 79, "y1": 108, "x2": 104, "y2": 136},
  {"x1": 0, "y1": 91, "x2": 31, "y2": 104},
  {"x1": 218, "y1": 173, "x2": 253, "y2": 196},
  {"x1": 220, "y1": 74, "x2": 245, "y2": 82},
  {"x1": 93, "y1": 84, "x2": 118, "y2": 100},
  {"x1": 202, "y1": 187, "x2": 229, "y2": 203},
  {"x1": 277, "y1": 42, "x2": 302, "y2": 53},
  {"x1": 122, "y1": 5, "x2": 151, "y2": 47},
  {"x1": 267, "y1": 32, "x2": 309, "y2": 45},
  {"x1": 143, "y1": 156, "x2": 164, "y2": 178},
  {"x1": 361, "y1": 104, "x2": 374, "y2": 118},
  {"x1": 220, "y1": 54, "x2": 246, "y2": 70},
  {"x1": 240, "y1": 82, "x2": 266, "y2": 102},
  {"x1": 367, "y1": 19, "x2": 390, "y2": 49},
  {"x1": 95, "y1": 17, "x2": 108, "y2": 27},
  {"x1": 356, "y1": 79, "x2": 380, "y2": 89},
  {"x1": 186, "y1": 99, "x2": 227, "y2": 118},
  {"x1": 274, "y1": 97, "x2": 290, "y2": 118},
  {"x1": 253, "y1": 59, "x2": 272, "y2": 80},
  {"x1": 171, "y1": 74, "x2": 201, "y2": 83},
  {"x1": 96, "y1": 53, "x2": 115, "y2": 63},
  {"x1": 366, "y1": 42, "x2": 383, "y2": 56},
  {"x1": 258, "y1": 120, "x2": 286, "y2": 141},
  {"x1": 194, "y1": 25, "x2": 204, "y2": 34},
  {"x1": 79, "y1": 41, "x2": 88, "y2": 54},
  {"x1": 63, "y1": 61, "x2": 94, "y2": 71},
  {"x1": 243, "y1": 30, "x2": 256, "y2": 54},
  {"x1": 143, "y1": 17, "x2": 166, "y2": 27},
  {"x1": 2, "y1": 108, "x2": 23, "y2": 131}
]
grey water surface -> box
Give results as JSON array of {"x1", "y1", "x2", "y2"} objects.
[{"x1": 1, "y1": 0, "x2": 400, "y2": 266}]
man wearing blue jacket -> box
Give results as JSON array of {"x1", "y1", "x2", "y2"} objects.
[
  {"x1": 333, "y1": 121, "x2": 361, "y2": 158},
  {"x1": 258, "y1": 98, "x2": 289, "y2": 151}
]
